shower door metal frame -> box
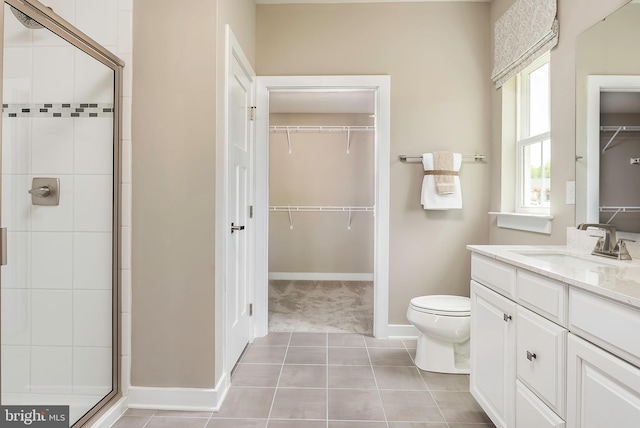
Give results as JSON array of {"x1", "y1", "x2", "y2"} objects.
[{"x1": 0, "y1": 1, "x2": 124, "y2": 426}]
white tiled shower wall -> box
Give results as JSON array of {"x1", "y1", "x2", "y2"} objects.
[{"x1": 0, "y1": 0, "x2": 132, "y2": 418}]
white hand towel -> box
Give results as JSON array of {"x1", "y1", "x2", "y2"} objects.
[{"x1": 421, "y1": 153, "x2": 462, "y2": 210}]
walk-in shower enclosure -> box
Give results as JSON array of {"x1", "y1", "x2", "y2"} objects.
[{"x1": 1, "y1": 0, "x2": 123, "y2": 425}]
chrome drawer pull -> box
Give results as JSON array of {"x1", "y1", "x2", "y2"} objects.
[
  {"x1": 503, "y1": 314, "x2": 512, "y2": 322},
  {"x1": 526, "y1": 351, "x2": 537, "y2": 361}
]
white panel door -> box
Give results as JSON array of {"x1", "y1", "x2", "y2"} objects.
[
  {"x1": 226, "y1": 28, "x2": 255, "y2": 369},
  {"x1": 567, "y1": 333, "x2": 640, "y2": 428},
  {"x1": 470, "y1": 280, "x2": 517, "y2": 428}
]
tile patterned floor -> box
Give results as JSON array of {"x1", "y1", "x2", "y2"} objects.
[{"x1": 111, "y1": 333, "x2": 495, "y2": 428}]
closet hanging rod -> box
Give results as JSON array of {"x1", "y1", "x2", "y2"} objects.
[
  {"x1": 399, "y1": 154, "x2": 486, "y2": 162},
  {"x1": 270, "y1": 205, "x2": 374, "y2": 212},
  {"x1": 599, "y1": 206, "x2": 640, "y2": 212},
  {"x1": 270, "y1": 125, "x2": 374, "y2": 132},
  {"x1": 599, "y1": 206, "x2": 640, "y2": 224},
  {"x1": 600, "y1": 126, "x2": 640, "y2": 132}
]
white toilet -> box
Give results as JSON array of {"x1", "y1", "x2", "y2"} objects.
[{"x1": 406, "y1": 295, "x2": 471, "y2": 374}]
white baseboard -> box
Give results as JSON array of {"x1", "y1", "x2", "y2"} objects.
[
  {"x1": 268, "y1": 272, "x2": 374, "y2": 281},
  {"x1": 386, "y1": 324, "x2": 418, "y2": 339},
  {"x1": 127, "y1": 374, "x2": 229, "y2": 412},
  {"x1": 89, "y1": 397, "x2": 128, "y2": 428}
]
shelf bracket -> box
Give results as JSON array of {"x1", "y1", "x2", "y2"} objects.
[
  {"x1": 605, "y1": 207, "x2": 623, "y2": 225},
  {"x1": 602, "y1": 126, "x2": 623, "y2": 153},
  {"x1": 286, "y1": 128, "x2": 293, "y2": 154}
]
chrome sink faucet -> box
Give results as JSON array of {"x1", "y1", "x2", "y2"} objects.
[{"x1": 577, "y1": 223, "x2": 634, "y2": 260}]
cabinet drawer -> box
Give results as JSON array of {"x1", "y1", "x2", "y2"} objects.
[
  {"x1": 516, "y1": 380, "x2": 565, "y2": 428},
  {"x1": 471, "y1": 253, "x2": 516, "y2": 299},
  {"x1": 569, "y1": 288, "x2": 640, "y2": 368},
  {"x1": 517, "y1": 306, "x2": 567, "y2": 417},
  {"x1": 517, "y1": 269, "x2": 567, "y2": 326}
]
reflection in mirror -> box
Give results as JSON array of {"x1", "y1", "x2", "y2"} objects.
[
  {"x1": 600, "y1": 92, "x2": 640, "y2": 231},
  {"x1": 576, "y1": 0, "x2": 640, "y2": 233}
]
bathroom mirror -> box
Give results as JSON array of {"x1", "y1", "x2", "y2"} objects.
[{"x1": 575, "y1": 0, "x2": 640, "y2": 233}]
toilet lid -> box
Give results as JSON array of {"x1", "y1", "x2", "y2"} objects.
[{"x1": 410, "y1": 295, "x2": 470, "y2": 315}]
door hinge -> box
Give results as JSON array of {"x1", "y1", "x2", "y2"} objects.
[
  {"x1": 249, "y1": 106, "x2": 256, "y2": 121},
  {"x1": 0, "y1": 228, "x2": 6, "y2": 266},
  {"x1": 249, "y1": 303, "x2": 253, "y2": 316},
  {"x1": 249, "y1": 205, "x2": 254, "y2": 219}
]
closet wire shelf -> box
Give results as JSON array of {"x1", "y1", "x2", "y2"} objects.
[
  {"x1": 269, "y1": 205, "x2": 374, "y2": 230},
  {"x1": 270, "y1": 125, "x2": 374, "y2": 154},
  {"x1": 600, "y1": 125, "x2": 640, "y2": 153},
  {"x1": 600, "y1": 206, "x2": 640, "y2": 224}
]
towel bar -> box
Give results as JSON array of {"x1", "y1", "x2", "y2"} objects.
[{"x1": 399, "y1": 154, "x2": 486, "y2": 162}]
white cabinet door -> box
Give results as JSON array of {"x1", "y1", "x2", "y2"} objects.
[
  {"x1": 567, "y1": 333, "x2": 640, "y2": 428},
  {"x1": 471, "y1": 280, "x2": 517, "y2": 428},
  {"x1": 516, "y1": 380, "x2": 566, "y2": 428}
]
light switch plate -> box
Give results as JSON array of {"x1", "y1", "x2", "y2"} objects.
[{"x1": 566, "y1": 180, "x2": 576, "y2": 205}]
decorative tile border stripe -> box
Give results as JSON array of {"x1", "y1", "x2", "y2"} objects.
[{"x1": 2, "y1": 103, "x2": 114, "y2": 118}]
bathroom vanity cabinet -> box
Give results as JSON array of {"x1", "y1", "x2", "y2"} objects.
[{"x1": 468, "y1": 248, "x2": 640, "y2": 428}]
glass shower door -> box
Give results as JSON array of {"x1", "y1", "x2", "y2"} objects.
[{"x1": 1, "y1": 2, "x2": 117, "y2": 425}]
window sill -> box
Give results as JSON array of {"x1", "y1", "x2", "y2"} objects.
[{"x1": 489, "y1": 212, "x2": 554, "y2": 235}]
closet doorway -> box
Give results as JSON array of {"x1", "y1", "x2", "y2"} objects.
[{"x1": 254, "y1": 76, "x2": 390, "y2": 338}]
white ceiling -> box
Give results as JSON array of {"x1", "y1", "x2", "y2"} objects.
[
  {"x1": 255, "y1": 0, "x2": 490, "y2": 4},
  {"x1": 269, "y1": 91, "x2": 375, "y2": 114}
]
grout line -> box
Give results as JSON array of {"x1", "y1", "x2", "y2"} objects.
[
  {"x1": 140, "y1": 414, "x2": 154, "y2": 428},
  {"x1": 363, "y1": 338, "x2": 390, "y2": 428},
  {"x1": 326, "y1": 332, "x2": 329, "y2": 428},
  {"x1": 266, "y1": 332, "x2": 292, "y2": 422},
  {"x1": 403, "y1": 342, "x2": 451, "y2": 427},
  {"x1": 426, "y1": 381, "x2": 450, "y2": 428}
]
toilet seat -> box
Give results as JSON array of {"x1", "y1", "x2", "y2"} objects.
[{"x1": 409, "y1": 295, "x2": 470, "y2": 317}]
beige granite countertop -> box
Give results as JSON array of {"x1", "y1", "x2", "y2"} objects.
[{"x1": 467, "y1": 245, "x2": 640, "y2": 309}]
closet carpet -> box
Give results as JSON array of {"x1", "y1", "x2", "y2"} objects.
[{"x1": 268, "y1": 280, "x2": 373, "y2": 334}]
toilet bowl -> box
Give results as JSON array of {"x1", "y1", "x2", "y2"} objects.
[{"x1": 406, "y1": 295, "x2": 471, "y2": 374}]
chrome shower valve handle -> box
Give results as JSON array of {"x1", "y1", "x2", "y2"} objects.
[
  {"x1": 28, "y1": 186, "x2": 51, "y2": 197},
  {"x1": 28, "y1": 177, "x2": 60, "y2": 206}
]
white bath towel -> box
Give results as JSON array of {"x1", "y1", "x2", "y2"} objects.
[{"x1": 421, "y1": 153, "x2": 462, "y2": 210}]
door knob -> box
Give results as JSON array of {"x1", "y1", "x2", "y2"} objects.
[{"x1": 230, "y1": 223, "x2": 245, "y2": 233}]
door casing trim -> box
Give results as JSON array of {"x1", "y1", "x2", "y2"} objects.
[{"x1": 254, "y1": 75, "x2": 391, "y2": 338}]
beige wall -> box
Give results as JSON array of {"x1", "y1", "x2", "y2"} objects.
[
  {"x1": 269, "y1": 114, "x2": 374, "y2": 274},
  {"x1": 488, "y1": 0, "x2": 630, "y2": 245},
  {"x1": 131, "y1": 0, "x2": 255, "y2": 389},
  {"x1": 257, "y1": 2, "x2": 492, "y2": 324}
]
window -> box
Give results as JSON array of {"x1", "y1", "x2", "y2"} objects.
[{"x1": 516, "y1": 54, "x2": 550, "y2": 214}]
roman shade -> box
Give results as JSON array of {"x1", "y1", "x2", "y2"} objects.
[{"x1": 491, "y1": 0, "x2": 558, "y2": 88}]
